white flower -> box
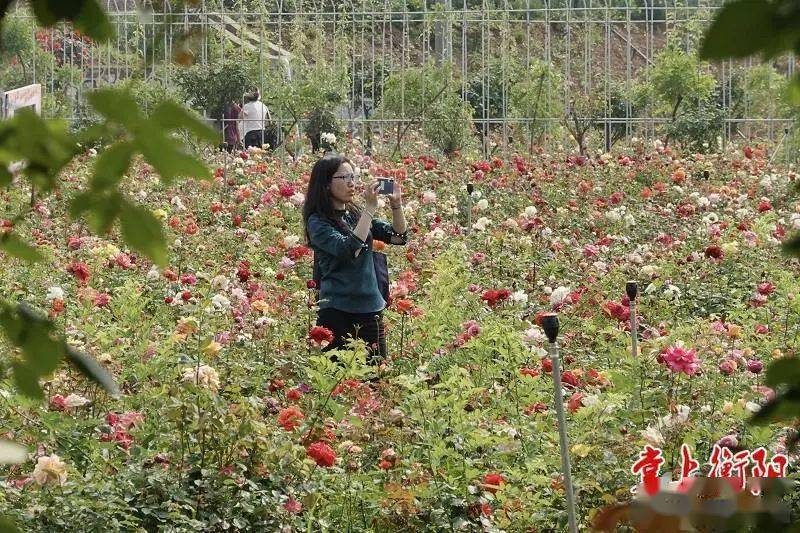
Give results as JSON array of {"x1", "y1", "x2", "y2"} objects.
[
  {"x1": 230, "y1": 288, "x2": 247, "y2": 303},
  {"x1": 46, "y1": 286, "x2": 64, "y2": 302},
  {"x1": 624, "y1": 214, "x2": 635, "y2": 227},
  {"x1": 511, "y1": 290, "x2": 528, "y2": 305},
  {"x1": 472, "y1": 217, "x2": 492, "y2": 231},
  {"x1": 524, "y1": 206, "x2": 538, "y2": 218},
  {"x1": 182, "y1": 364, "x2": 220, "y2": 392},
  {"x1": 426, "y1": 227, "x2": 446, "y2": 242},
  {"x1": 289, "y1": 192, "x2": 305, "y2": 206},
  {"x1": 641, "y1": 425, "x2": 665, "y2": 447},
  {"x1": 146, "y1": 266, "x2": 161, "y2": 280},
  {"x1": 475, "y1": 199, "x2": 489, "y2": 211},
  {"x1": 422, "y1": 191, "x2": 437, "y2": 204},
  {"x1": 640, "y1": 265, "x2": 658, "y2": 277},
  {"x1": 211, "y1": 275, "x2": 229, "y2": 291},
  {"x1": 662, "y1": 405, "x2": 691, "y2": 428},
  {"x1": 745, "y1": 401, "x2": 761, "y2": 413},
  {"x1": 64, "y1": 393, "x2": 90, "y2": 408},
  {"x1": 33, "y1": 454, "x2": 68, "y2": 486},
  {"x1": 211, "y1": 294, "x2": 231, "y2": 310},
  {"x1": 549, "y1": 286, "x2": 570, "y2": 306},
  {"x1": 171, "y1": 196, "x2": 186, "y2": 211},
  {"x1": 283, "y1": 235, "x2": 300, "y2": 248},
  {"x1": 320, "y1": 132, "x2": 337, "y2": 145},
  {"x1": 522, "y1": 326, "x2": 545, "y2": 346},
  {"x1": 664, "y1": 284, "x2": 681, "y2": 300}
]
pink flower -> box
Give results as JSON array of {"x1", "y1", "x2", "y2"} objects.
[
  {"x1": 660, "y1": 345, "x2": 700, "y2": 376},
  {"x1": 49, "y1": 394, "x2": 67, "y2": 412},
  {"x1": 283, "y1": 497, "x2": 302, "y2": 514},
  {"x1": 93, "y1": 292, "x2": 111, "y2": 308}
]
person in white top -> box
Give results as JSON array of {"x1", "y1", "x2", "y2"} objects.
[{"x1": 240, "y1": 89, "x2": 274, "y2": 149}]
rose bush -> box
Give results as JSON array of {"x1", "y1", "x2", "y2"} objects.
[{"x1": 1, "y1": 137, "x2": 799, "y2": 529}]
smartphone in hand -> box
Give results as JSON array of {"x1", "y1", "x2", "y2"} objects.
[{"x1": 377, "y1": 178, "x2": 394, "y2": 195}]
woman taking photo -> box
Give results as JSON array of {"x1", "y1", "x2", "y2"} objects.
[{"x1": 303, "y1": 153, "x2": 408, "y2": 363}]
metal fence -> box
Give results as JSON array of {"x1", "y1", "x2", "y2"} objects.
[{"x1": 7, "y1": 0, "x2": 798, "y2": 155}]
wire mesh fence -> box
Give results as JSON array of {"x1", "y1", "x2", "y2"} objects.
[{"x1": 4, "y1": 0, "x2": 797, "y2": 156}]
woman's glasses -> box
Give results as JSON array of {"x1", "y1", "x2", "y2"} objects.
[{"x1": 331, "y1": 174, "x2": 356, "y2": 184}]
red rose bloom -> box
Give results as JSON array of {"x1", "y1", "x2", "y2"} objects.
[
  {"x1": 308, "y1": 326, "x2": 335, "y2": 347},
  {"x1": 277, "y1": 406, "x2": 305, "y2": 431},
  {"x1": 307, "y1": 441, "x2": 336, "y2": 467},
  {"x1": 482, "y1": 472, "x2": 506, "y2": 493}
]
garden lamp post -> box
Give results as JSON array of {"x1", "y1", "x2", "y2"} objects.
[
  {"x1": 465, "y1": 183, "x2": 473, "y2": 235},
  {"x1": 627, "y1": 281, "x2": 638, "y2": 359},
  {"x1": 541, "y1": 313, "x2": 578, "y2": 533}
]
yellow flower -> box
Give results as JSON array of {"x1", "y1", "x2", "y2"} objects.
[
  {"x1": 250, "y1": 300, "x2": 270, "y2": 314},
  {"x1": 33, "y1": 454, "x2": 68, "y2": 486},
  {"x1": 726, "y1": 324, "x2": 741, "y2": 339},
  {"x1": 203, "y1": 341, "x2": 222, "y2": 358},
  {"x1": 721, "y1": 242, "x2": 739, "y2": 255},
  {"x1": 153, "y1": 209, "x2": 168, "y2": 220}
]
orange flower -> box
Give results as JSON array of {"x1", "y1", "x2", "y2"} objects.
[
  {"x1": 373, "y1": 240, "x2": 386, "y2": 251},
  {"x1": 395, "y1": 299, "x2": 413, "y2": 314}
]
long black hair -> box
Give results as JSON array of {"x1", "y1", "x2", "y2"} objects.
[{"x1": 302, "y1": 152, "x2": 363, "y2": 244}]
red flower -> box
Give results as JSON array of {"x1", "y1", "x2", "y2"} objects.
[
  {"x1": 525, "y1": 402, "x2": 548, "y2": 415},
  {"x1": 482, "y1": 472, "x2": 506, "y2": 493},
  {"x1": 561, "y1": 370, "x2": 580, "y2": 387},
  {"x1": 520, "y1": 367, "x2": 539, "y2": 378},
  {"x1": 277, "y1": 406, "x2": 305, "y2": 431},
  {"x1": 758, "y1": 200, "x2": 772, "y2": 213},
  {"x1": 704, "y1": 245, "x2": 723, "y2": 259},
  {"x1": 308, "y1": 326, "x2": 335, "y2": 347},
  {"x1": 307, "y1": 441, "x2": 336, "y2": 467},
  {"x1": 541, "y1": 358, "x2": 553, "y2": 373},
  {"x1": 395, "y1": 299, "x2": 413, "y2": 314},
  {"x1": 287, "y1": 388, "x2": 303, "y2": 401},
  {"x1": 66, "y1": 261, "x2": 90, "y2": 285},
  {"x1": 567, "y1": 392, "x2": 585, "y2": 413},
  {"x1": 757, "y1": 282, "x2": 775, "y2": 296}
]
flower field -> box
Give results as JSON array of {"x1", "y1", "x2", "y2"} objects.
[{"x1": 1, "y1": 138, "x2": 799, "y2": 531}]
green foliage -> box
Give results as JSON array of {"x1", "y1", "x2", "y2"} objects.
[
  {"x1": 0, "y1": 302, "x2": 118, "y2": 400},
  {"x1": 380, "y1": 62, "x2": 451, "y2": 121},
  {"x1": 648, "y1": 46, "x2": 716, "y2": 115},
  {"x1": 467, "y1": 56, "x2": 523, "y2": 127},
  {"x1": 175, "y1": 60, "x2": 257, "y2": 119},
  {"x1": 423, "y1": 92, "x2": 476, "y2": 156},
  {"x1": 509, "y1": 60, "x2": 564, "y2": 149},
  {"x1": 5, "y1": 0, "x2": 113, "y2": 42},
  {"x1": 665, "y1": 96, "x2": 726, "y2": 153}
]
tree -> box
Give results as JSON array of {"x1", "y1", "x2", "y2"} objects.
[
  {"x1": 379, "y1": 62, "x2": 452, "y2": 157},
  {"x1": 509, "y1": 60, "x2": 563, "y2": 153},
  {"x1": 637, "y1": 46, "x2": 716, "y2": 146}
]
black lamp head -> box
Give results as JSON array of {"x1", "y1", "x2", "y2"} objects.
[
  {"x1": 466, "y1": 183, "x2": 474, "y2": 194},
  {"x1": 540, "y1": 313, "x2": 559, "y2": 343},
  {"x1": 626, "y1": 281, "x2": 638, "y2": 301}
]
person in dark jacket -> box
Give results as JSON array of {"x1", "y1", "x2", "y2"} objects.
[{"x1": 302, "y1": 153, "x2": 407, "y2": 363}]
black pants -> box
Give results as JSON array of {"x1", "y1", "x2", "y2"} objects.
[
  {"x1": 316, "y1": 308, "x2": 387, "y2": 364},
  {"x1": 244, "y1": 129, "x2": 277, "y2": 149}
]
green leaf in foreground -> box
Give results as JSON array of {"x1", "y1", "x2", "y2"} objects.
[
  {"x1": 152, "y1": 100, "x2": 219, "y2": 144},
  {"x1": 699, "y1": 0, "x2": 777, "y2": 60},
  {"x1": 65, "y1": 344, "x2": 120, "y2": 399},
  {"x1": 119, "y1": 200, "x2": 167, "y2": 268},
  {"x1": 0, "y1": 302, "x2": 119, "y2": 399},
  {"x1": 0, "y1": 233, "x2": 44, "y2": 263}
]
